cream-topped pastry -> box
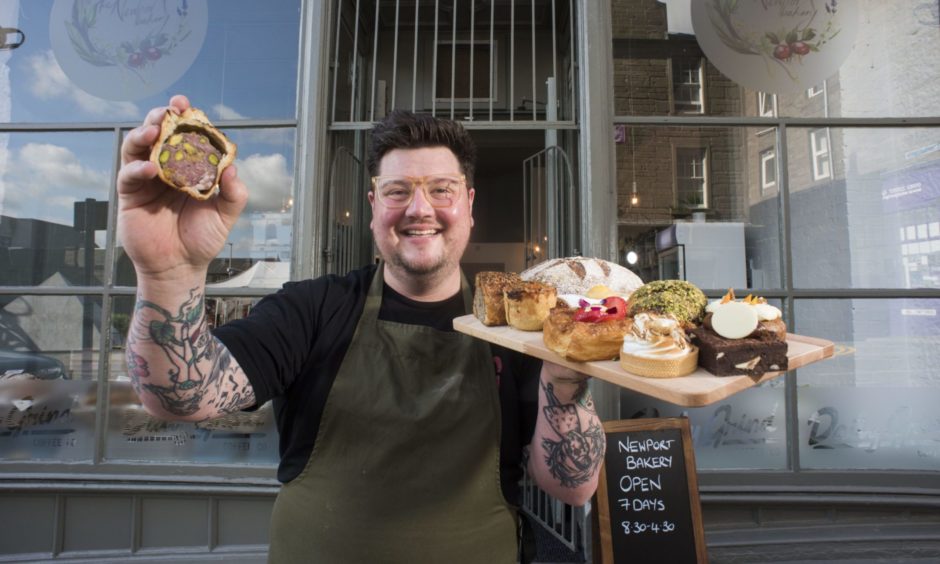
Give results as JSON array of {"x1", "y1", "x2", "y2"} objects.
[
  {"x1": 705, "y1": 289, "x2": 786, "y2": 342},
  {"x1": 619, "y1": 313, "x2": 698, "y2": 378}
]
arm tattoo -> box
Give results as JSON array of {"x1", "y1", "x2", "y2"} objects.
[
  {"x1": 540, "y1": 380, "x2": 605, "y2": 488},
  {"x1": 126, "y1": 287, "x2": 256, "y2": 419}
]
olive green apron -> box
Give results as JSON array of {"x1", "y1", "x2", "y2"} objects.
[{"x1": 267, "y1": 265, "x2": 517, "y2": 563}]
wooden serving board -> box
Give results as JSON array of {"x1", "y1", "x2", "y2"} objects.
[{"x1": 453, "y1": 314, "x2": 834, "y2": 407}]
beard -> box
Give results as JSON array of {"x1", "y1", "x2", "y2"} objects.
[{"x1": 386, "y1": 247, "x2": 454, "y2": 278}]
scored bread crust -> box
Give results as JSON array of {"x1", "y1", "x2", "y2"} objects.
[
  {"x1": 543, "y1": 306, "x2": 633, "y2": 362},
  {"x1": 521, "y1": 256, "x2": 643, "y2": 297},
  {"x1": 149, "y1": 107, "x2": 237, "y2": 201},
  {"x1": 473, "y1": 271, "x2": 522, "y2": 326}
]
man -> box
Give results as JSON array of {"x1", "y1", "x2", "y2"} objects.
[{"x1": 118, "y1": 95, "x2": 605, "y2": 563}]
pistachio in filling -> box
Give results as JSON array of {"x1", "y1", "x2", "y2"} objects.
[{"x1": 158, "y1": 131, "x2": 223, "y2": 194}]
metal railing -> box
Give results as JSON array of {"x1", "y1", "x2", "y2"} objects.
[
  {"x1": 520, "y1": 469, "x2": 590, "y2": 556},
  {"x1": 329, "y1": 0, "x2": 579, "y2": 129}
]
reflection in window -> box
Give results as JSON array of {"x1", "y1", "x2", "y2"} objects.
[
  {"x1": 761, "y1": 149, "x2": 777, "y2": 191},
  {"x1": 113, "y1": 127, "x2": 295, "y2": 287},
  {"x1": 9, "y1": 0, "x2": 301, "y2": 124},
  {"x1": 105, "y1": 295, "x2": 275, "y2": 465},
  {"x1": 795, "y1": 298, "x2": 940, "y2": 471},
  {"x1": 810, "y1": 128, "x2": 832, "y2": 180},
  {"x1": 900, "y1": 221, "x2": 940, "y2": 288},
  {"x1": 758, "y1": 92, "x2": 777, "y2": 117},
  {"x1": 807, "y1": 82, "x2": 825, "y2": 98},
  {"x1": 672, "y1": 59, "x2": 703, "y2": 114},
  {"x1": 0, "y1": 294, "x2": 101, "y2": 462},
  {"x1": 0, "y1": 133, "x2": 113, "y2": 288},
  {"x1": 676, "y1": 147, "x2": 707, "y2": 209}
]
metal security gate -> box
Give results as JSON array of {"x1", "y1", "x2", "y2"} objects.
[
  {"x1": 328, "y1": 0, "x2": 579, "y2": 127},
  {"x1": 523, "y1": 144, "x2": 577, "y2": 268},
  {"x1": 520, "y1": 142, "x2": 587, "y2": 558},
  {"x1": 324, "y1": 146, "x2": 366, "y2": 275},
  {"x1": 521, "y1": 470, "x2": 590, "y2": 555}
]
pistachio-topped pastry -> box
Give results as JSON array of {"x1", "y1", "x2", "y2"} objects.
[
  {"x1": 627, "y1": 280, "x2": 707, "y2": 327},
  {"x1": 149, "y1": 107, "x2": 237, "y2": 200}
]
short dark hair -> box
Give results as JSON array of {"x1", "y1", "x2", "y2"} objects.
[{"x1": 368, "y1": 110, "x2": 477, "y2": 186}]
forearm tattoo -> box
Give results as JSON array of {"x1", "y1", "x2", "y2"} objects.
[
  {"x1": 540, "y1": 381, "x2": 605, "y2": 488},
  {"x1": 126, "y1": 287, "x2": 256, "y2": 418}
]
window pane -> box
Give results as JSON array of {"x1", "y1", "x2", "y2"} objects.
[
  {"x1": 7, "y1": 0, "x2": 299, "y2": 124},
  {"x1": 616, "y1": 127, "x2": 782, "y2": 291},
  {"x1": 795, "y1": 298, "x2": 940, "y2": 470},
  {"x1": 105, "y1": 296, "x2": 277, "y2": 464},
  {"x1": 114, "y1": 127, "x2": 296, "y2": 288},
  {"x1": 0, "y1": 295, "x2": 100, "y2": 462},
  {"x1": 619, "y1": 386, "x2": 788, "y2": 470},
  {"x1": 0, "y1": 132, "x2": 113, "y2": 287},
  {"x1": 790, "y1": 127, "x2": 940, "y2": 290},
  {"x1": 611, "y1": 1, "x2": 940, "y2": 118}
]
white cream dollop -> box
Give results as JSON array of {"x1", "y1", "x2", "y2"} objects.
[
  {"x1": 753, "y1": 303, "x2": 781, "y2": 321},
  {"x1": 706, "y1": 297, "x2": 781, "y2": 321},
  {"x1": 621, "y1": 313, "x2": 693, "y2": 360}
]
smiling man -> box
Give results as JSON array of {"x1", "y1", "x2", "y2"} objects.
[{"x1": 119, "y1": 102, "x2": 605, "y2": 564}]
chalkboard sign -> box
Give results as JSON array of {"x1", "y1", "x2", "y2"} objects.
[{"x1": 594, "y1": 418, "x2": 707, "y2": 564}]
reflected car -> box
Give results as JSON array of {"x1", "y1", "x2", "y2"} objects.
[{"x1": 0, "y1": 350, "x2": 68, "y2": 380}]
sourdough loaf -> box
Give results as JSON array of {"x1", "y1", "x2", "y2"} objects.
[{"x1": 521, "y1": 256, "x2": 643, "y2": 297}]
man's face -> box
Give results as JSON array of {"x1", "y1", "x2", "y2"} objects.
[{"x1": 368, "y1": 147, "x2": 475, "y2": 278}]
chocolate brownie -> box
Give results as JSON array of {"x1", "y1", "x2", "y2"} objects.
[{"x1": 689, "y1": 327, "x2": 788, "y2": 377}]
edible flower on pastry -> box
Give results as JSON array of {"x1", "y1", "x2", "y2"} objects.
[{"x1": 571, "y1": 296, "x2": 628, "y2": 323}]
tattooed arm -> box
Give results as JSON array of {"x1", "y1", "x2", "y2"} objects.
[
  {"x1": 117, "y1": 95, "x2": 252, "y2": 422},
  {"x1": 526, "y1": 361, "x2": 605, "y2": 507},
  {"x1": 125, "y1": 279, "x2": 256, "y2": 422}
]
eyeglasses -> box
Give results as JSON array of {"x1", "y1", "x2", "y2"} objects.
[{"x1": 371, "y1": 173, "x2": 466, "y2": 209}]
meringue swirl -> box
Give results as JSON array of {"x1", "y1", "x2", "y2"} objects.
[{"x1": 621, "y1": 313, "x2": 694, "y2": 360}]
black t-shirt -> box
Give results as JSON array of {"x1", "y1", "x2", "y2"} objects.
[{"x1": 213, "y1": 264, "x2": 541, "y2": 504}]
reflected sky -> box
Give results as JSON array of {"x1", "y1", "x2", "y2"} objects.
[{"x1": 0, "y1": 0, "x2": 301, "y2": 259}]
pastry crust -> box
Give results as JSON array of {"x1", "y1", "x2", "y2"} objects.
[
  {"x1": 149, "y1": 107, "x2": 237, "y2": 201},
  {"x1": 503, "y1": 281, "x2": 557, "y2": 331},
  {"x1": 620, "y1": 346, "x2": 699, "y2": 378},
  {"x1": 473, "y1": 271, "x2": 522, "y2": 326},
  {"x1": 543, "y1": 306, "x2": 633, "y2": 362}
]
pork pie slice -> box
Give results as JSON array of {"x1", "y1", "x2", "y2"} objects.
[{"x1": 149, "y1": 107, "x2": 237, "y2": 201}]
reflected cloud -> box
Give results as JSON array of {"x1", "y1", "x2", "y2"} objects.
[
  {"x1": 236, "y1": 152, "x2": 293, "y2": 211},
  {"x1": 213, "y1": 104, "x2": 248, "y2": 120},
  {"x1": 3, "y1": 142, "x2": 108, "y2": 224},
  {"x1": 27, "y1": 50, "x2": 139, "y2": 119},
  {"x1": 212, "y1": 103, "x2": 292, "y2": 147}
]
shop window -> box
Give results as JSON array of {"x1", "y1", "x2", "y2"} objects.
[
  {"x1": 761, "y1": 149, "x2": 777, "y2": 192},
  {"x1": 675, "y1": 147, "x2": 708, "y2": 209},
  {"x1": 435, "y1": 41, "x2": 497, "y2": 102},
  {"x1": 672, "y1": 59, "x2": 703, "y2": 114},
  {"x1": 810, "y1": 128, "x2": 832, "y2": 180}
]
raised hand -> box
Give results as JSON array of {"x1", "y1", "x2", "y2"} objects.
[{"x1": 117, "y1": 94, "x2": 247, "y2": 281}]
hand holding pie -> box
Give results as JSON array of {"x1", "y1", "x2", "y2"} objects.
[{"x1": 149, "y1": 107, "x2": 237, "y2": 200}]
